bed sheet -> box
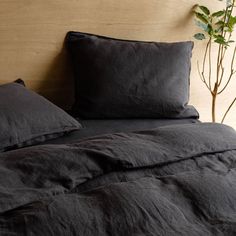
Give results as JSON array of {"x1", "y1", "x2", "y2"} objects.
[{"x1": 44, "y1": 118, "x2": 200, "y2": 145}]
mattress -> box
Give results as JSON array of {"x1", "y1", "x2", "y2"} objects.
[{"x1": 44, "y1": 118, "x2": 200, "y2": 145}]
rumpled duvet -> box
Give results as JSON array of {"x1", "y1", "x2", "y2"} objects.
[{"x1": 1, "y1": 123, "x2": 236, "y2": 236}]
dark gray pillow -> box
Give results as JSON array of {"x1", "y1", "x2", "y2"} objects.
[
  {"x1": 0, "y1": 81, "x2": 82, "y2": 151},
  {"x1": 66, "y1": 31, "x2": 199, "y2": 119}
]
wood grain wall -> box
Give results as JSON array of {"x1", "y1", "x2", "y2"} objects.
[{"x1": 0, "y1": 0, "x2": 235, "y2": 127}]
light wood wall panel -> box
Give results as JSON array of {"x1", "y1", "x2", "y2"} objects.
[{"x1": 0, "y1": 0, "x2": 235, "y2": 127}]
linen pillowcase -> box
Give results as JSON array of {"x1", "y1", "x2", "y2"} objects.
[
  {"x1": 0, "y1": 81, "x2": 81, "y2": 151},
  {"x1": 66, "y1": 31, "x2": 199, "y2": 119}
]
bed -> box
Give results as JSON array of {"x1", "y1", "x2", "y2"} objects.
[{"x1": 0, "y1": 32, "x2": 235, "y2": 236}]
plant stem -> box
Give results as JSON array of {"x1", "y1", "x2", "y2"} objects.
[
  {"x1": 212, "y1": 94, "x2": 217, "y2": 123},
  {"x1": 221, "y1": 96, "x2": 236, "y2": 123},
  {"x1": 208, "y1": 39, "x2": 212, "y2": 90},
  {"x1": 218, "y1": 45, "x2": 236, "y2": 94},
  {"x1": 212, "y1": 83, "x2": 218, "y2": 123}
]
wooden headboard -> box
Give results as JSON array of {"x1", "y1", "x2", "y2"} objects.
[{"x1": 1, "y1": 0, "x2": 235, "y2": 127}]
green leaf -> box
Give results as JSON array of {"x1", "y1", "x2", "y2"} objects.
[
  {"x1": 207, "y1": 24, "x2": 213, "y2": 35},
  {"x1": 195, "y1": 20, "x2": 208, "y2": 31},
  {"x1": 199, "y1": 5, "x2": 210, "y2": 15},
  {"x1": 227, "y1": 16, "x2": 236, "y2": 32},
  {"x1": 194, "y1": 33, "x2": 206, "y2": 40},
  {"x1": 214, "y1": 34, "x2": 228, "y2": 45},
  {"x1": 215, "y1": 20, "x2": 224, "y2": 26},
  {"x1": 195, "y1": 12, "x2": 209, "y2": 24},
  {"x1": 214, "y1": 34, "x2": 225, "y2": 40},
  {"x1": 214, "y1": 39, "x2": 228, "y2": 45},
  {"x1": 195, "y1": 20, "x2": 213, "y2": 36},
  {"x1": 212, "y1": 10, "x2": 225, "y2": 17}
]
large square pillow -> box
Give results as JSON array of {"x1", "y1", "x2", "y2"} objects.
[
  {"x1": 0, "y1": 81, "x2": 81, "y2": 151},
  {"x1": 66, "y1": 31, "x2": 199, "y2": 119}
]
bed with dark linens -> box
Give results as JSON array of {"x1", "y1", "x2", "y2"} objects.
[{"x1": 0, "y1": 32, "x2": 235, "y2": 236}]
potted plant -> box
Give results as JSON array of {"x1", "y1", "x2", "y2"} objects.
[{"x1": 194, "y1": 0, "x2": 236, "y2": 123}]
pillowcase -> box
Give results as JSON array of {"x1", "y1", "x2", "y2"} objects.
[
  {"x1": 0, "y1": 81, "x2": 81, "y2": 151},
  {"x1": 66, "y1": 31, "x2": 199, "y2": 119},
  {"x1": 14, "y1": 78, "x2": 25, "y2": 86}
]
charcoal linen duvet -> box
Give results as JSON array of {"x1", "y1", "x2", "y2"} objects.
[{"x1": 1, "y1": 123, "x2": 236, "y2": 236}]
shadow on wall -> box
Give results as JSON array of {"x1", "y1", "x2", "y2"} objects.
[{"x1": 36, "y1": 39, "x2": 75, "y2": 110}]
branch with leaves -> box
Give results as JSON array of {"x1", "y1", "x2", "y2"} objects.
[{"x1": 194, "y1": 0, "x2": 236, "y2": 123}]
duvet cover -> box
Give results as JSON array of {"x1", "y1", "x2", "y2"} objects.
[{"x1": 0, "y1": 123, "x2": 236, "y2": 236}]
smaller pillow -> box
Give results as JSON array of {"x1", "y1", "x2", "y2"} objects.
[{"x1": 0, "y1": 81, "x2": 82, "y2": 151}]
